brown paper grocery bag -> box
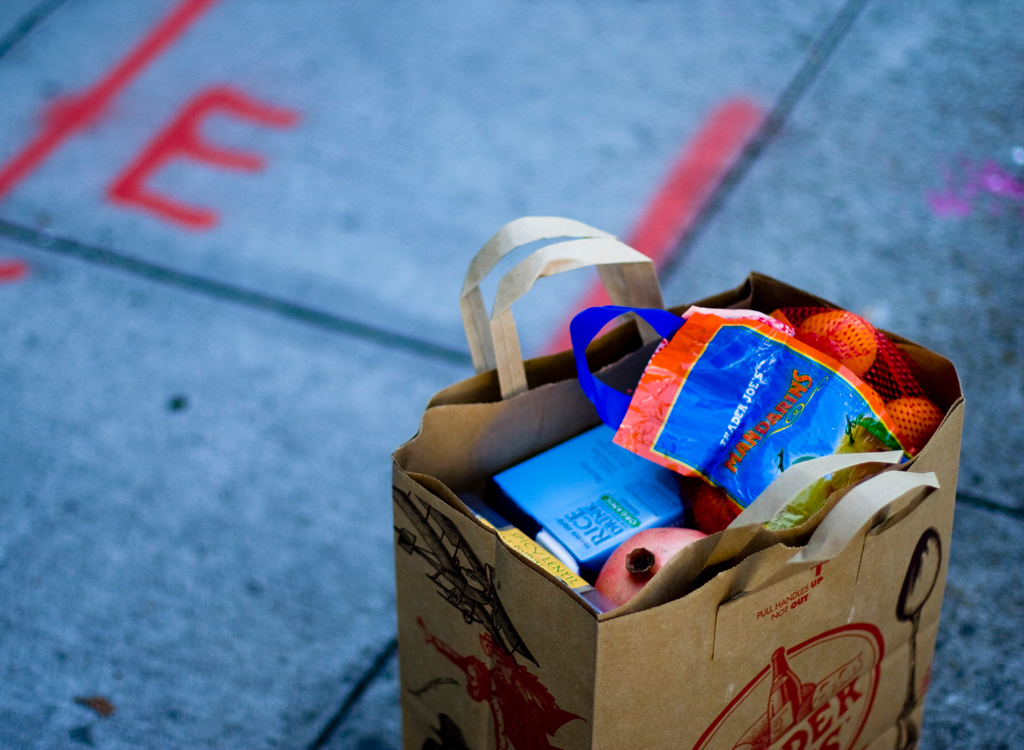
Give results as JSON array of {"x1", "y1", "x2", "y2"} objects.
[{"x1": 392, "y1": 217, "x2": 963, "y2": 750}]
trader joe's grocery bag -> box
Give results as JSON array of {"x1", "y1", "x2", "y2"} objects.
[{"x1": 392, "y1": 217, "x2": 963, "y2": 750}]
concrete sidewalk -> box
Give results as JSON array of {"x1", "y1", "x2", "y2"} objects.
[
  {"x1": 0, "y1": 1, "x2": 1021, "y2": 748},
  {"x1": 0, "y1": 237, "x2": 463, "y2": 748}
]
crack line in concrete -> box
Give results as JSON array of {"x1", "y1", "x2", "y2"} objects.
[
  {"x1": 661, "y1": 0, "x2": 873, "y2": 279},
  {"x1": 0, "y1": 219, "x2": 474, "y2": 366},
  {"x1": 307, "y1": 636, "x2": 399, "y2": 750},
  {"x1": 956, "y1": 492, "x2": 1024, "y2": 521},
  {"x1": 0, "y1": 0, "x2": 68, "y2": 61}
]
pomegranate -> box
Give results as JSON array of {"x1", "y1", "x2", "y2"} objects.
[{"x1": 595, "y1": 527, "x2": 707, "y2": 606}]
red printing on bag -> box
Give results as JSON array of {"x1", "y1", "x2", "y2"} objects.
[
  {"x1": 418, "y1": 617, "x2": 584, "y2": 750},
  {"x1": 693, "y1": 624, "x2": 884, "y2": 750}
]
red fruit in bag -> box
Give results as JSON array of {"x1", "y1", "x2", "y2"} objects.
[
  {"x1": 681, "y1": 477, "x2": 739, "y2": 535},
  {"x1": 886, "y1": 396, "x2": 944, "y2": 454},
  {"x1": 595, "y1": 526, "x2": 706, "y2": 606},
  {"x1": 796, "y1": 310, "x2": 878, "y2": 377}
]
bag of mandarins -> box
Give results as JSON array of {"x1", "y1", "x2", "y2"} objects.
[{"x1": 571, "y1": 305, "x2": 944, "y2": 533}]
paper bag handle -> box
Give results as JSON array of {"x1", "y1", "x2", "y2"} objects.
[
  {"x1": 788, "y1": 470, "x2": 938, "y2": 564},
  {"x1": 491, "y1": 239, "x2": 663, "y2": 398},
  {"x1": 461, "y1": 217, "x2": 615, "y2": 374},
  {"x1": 464, "y1": 215, "x2": 614, "y2": 372},
  {"x1": 746, "y1": 467, "x2": 939, "y2": 592},
  {"x1": 460, "y1": 217, "x2": 664, "y2": 399},
  {"x1": 726, "y1": 450, "x2": 907, "y2": 529}
]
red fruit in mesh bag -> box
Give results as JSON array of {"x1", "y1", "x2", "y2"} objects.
[
  {"x1": 681, "y1": 477, "x2": 738, "y2": 535},
  {"x1": 886, "y1": 397, "x2": 944, "y2": 454},
  {"x1": 796, "y1": 310, "x2": 878, "y2": 377}
]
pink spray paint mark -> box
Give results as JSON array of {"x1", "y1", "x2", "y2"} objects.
[{"x1": 928, "y1": 158, "x2": 1024, "y2": 219}]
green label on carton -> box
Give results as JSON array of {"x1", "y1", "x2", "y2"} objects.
[{"x1": 599, "y1": 494, "x2": 641, "y2": 528}]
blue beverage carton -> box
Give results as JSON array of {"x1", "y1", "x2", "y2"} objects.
[{"x1": 490, "y1": 424, "x2": 684, "y2": 577}]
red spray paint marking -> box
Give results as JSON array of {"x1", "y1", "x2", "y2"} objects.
[
  {"x1": 0, "y1": 260, "x2": 29, "y2": 282},
  {"x1": 0, "y1": 0, "x2": 220, "y2": 201},
  {"x1": 543, "y1": 98, "x2": 764, "y2": 354},
  {"x1": 107, "y1": 87, "x2": 298, "y2": 229}
]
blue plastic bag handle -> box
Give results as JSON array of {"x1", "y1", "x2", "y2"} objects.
[{"x1": 570, "y1": 306, "x2": 684, "y2": 428}]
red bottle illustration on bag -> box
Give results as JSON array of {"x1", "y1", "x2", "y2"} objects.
[
  {"x1": 418, "y1": 617, "x2": 583, "y2": 750},
  {"x1": 764, "y1": 647, "x2": 817, "y2": 743},
  {"x1": 695, "y1": 625, "x2": 884, "y2": 750}
]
